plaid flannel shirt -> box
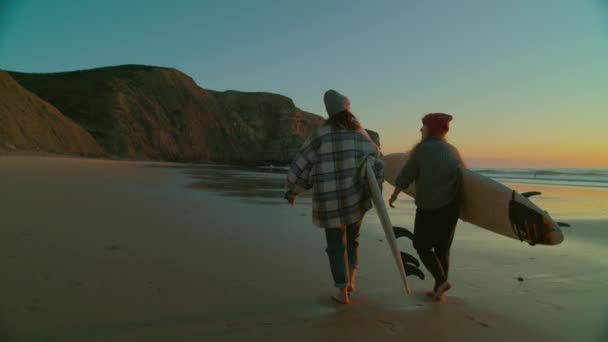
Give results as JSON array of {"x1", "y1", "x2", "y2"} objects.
[{"x1": 285, "y1": 125, "x2": 384, "y2": 228}]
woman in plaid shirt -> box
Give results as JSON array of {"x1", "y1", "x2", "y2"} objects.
[{"x1": 285, "y1": 89, "x2": 383, "y2": 305}]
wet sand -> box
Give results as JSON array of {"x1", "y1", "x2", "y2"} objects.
[{"x1": 1, "y1": 154, "x2": 606, "y2": 341}]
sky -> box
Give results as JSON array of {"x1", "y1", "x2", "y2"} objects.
[{"x1": 1, "y1": 0, "x2": 607, "y2": 168}]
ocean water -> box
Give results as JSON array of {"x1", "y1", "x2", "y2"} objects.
[
  {"x1": 181, "y1": 163, "x2": 608, "y2": 220},
  {"x1": 471, "y1": 167, "x2": 608, "y2": 189},
  {"x1": 256, "y1": 165, "x2": 608, "y2": 189}
]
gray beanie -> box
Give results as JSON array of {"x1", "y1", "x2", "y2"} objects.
[{"x1": 323, "y1": 89, "x2": 351, "y2": 116}]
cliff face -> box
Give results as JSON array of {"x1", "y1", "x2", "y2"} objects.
[
  {"x1": 0, "y1": 70, "x2": 105, "y2": 156},
  {"x1": 212, "y1": 90, "x2": 325, "y2": 162},
  {"x1": 7, "y1": 65, "x2": 379, "y2": 163}
]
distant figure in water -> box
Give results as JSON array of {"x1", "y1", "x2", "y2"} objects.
[
  {"x1": 389, "y1": 113, "x2": 466, "y2": 301},
  {"x1": 285, "y1": 89, "x2": 383, "y2": 305}
]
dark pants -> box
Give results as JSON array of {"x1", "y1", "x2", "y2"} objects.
[
  {"x1": 413, "y1": 199, "x2": 460, "y2": 289},
  {"x1": 324, "y1": 220, "x2": 362, "y2": 288}
]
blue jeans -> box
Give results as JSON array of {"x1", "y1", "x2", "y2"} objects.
[{"x1": 324, "y1": 220, "x2": 362, "y2": 288}]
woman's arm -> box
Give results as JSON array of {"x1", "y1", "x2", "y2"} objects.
[
  {"x1": 285, "y1": 137, "x2": 317, "y2": 204},
  {"x1": 449, "y1": 144, "x2": 467, "y2": 169},
  {"x1": 389, "y1": 148, "x2": 421, "y2": 207},
  {"x1": 395, "y1": 149, "x2": 420, "y2": 190},
  {"x1": 388, "y1": 186, "x2": 401, "y2": 208}
]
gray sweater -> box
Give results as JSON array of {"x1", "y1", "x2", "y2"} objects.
[{"x1": 395, "y1": 136, "x2": 465, "y2": 209}]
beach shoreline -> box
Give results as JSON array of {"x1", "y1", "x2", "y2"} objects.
[{"x1": 1, "y1": 155, "x2": 606, "y2": 341}]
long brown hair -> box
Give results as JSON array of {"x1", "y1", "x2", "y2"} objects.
[{"x1": 324, "y1": 110, "x2": 362, "y2": 131}]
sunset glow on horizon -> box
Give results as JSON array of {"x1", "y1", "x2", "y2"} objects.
[
  {"x1": 381, "y1": 129, "x2": 608, "y2": 168},
  {"x1": 1, "y1": 0, "x2": 606, "y2": 168}
]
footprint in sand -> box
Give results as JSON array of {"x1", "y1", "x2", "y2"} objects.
[
  {"x1": 26, "y1": 298, "x2": 40, "y2": 313},
  {"x1": 465, "y1": 314, "x2": 490, "y2": 328},
  {"x1": 378, "y1": 320, "x2": 403, "y2": 334},
  {"x1": 535, "y1": 300, "x2": 563, "y2": 311},
  {"x1": 224, "y1": 322, "x2": 241, "y2": 329}
]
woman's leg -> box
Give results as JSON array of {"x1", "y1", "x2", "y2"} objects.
[
  {"x1": 345, "y1": 220, "x2": 362, "y2": 292},
  {"x1": 432, "y1": 201, "x2": 460, "y2": 300},
  {"x1": 435, "y1": 225, "x2": 456, "y2": 280},
  {"x1": 435, "y1": 201, "x2": 459, "y2": 273},
  {"x1": 325, "y1": 227, "x2": 349, "y2": 303},
  {"x1": 413, "y1": 208, "x2": 447, "y2": 290}
]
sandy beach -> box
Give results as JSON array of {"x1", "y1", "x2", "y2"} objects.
[{"x1": 1, "y1": 154, "x2": 607, "y2": 341}]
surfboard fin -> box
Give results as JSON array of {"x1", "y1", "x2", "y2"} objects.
[
  {"x1": 521, "y1": 191, "x2": 542, "y2": 198},
  {"x1": 509, "y1": 191, "x2": 556, "y2": 245},
  {"x1": 400, "y1": 252, "x2": 424, "y2": 279},
  {"x1": 393, "y1": 226, "x2": 414, "y2": 240},
  {"x1": 404, "y1": 263, "x2": 425, "y2": 280},
  {"x1": 400, "y1": 251, "x2": 421, "y2": 268},
  {"x1": 557, "y1": 222, "x2": 571, "y2": 227}
]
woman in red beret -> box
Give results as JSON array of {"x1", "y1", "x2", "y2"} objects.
[{"x1": 388, "y1": 113, "x2": 466, "y2": 301}]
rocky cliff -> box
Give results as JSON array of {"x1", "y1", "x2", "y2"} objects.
[
  {"x1": 0, "y1": 70, "x2": 105, "y2": 156},
  {"x1": 6, "y1": 65, "x2": 379, "y2": 163}
]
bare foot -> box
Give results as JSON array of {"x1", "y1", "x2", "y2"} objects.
[
  {"x1": 331, "y1": 290, "x2": 349, "y2": 305},
  {"x1": 347, "y1": 268, "x2": 357, "y2": 293},
  {"x1": 433, "y1": 281, "x2": 451, "y2": 301},
  {"x1": 425, "y1": 290, "x2": 435, "y2": 298},
  {"x1": 432, "y1": 293, "x2": 446, "y2": 302}
]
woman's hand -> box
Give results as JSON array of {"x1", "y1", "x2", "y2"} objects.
[
  {"x1": 389, "y1": 190, "x2": 399, "y2": 208},
  {"x1": 287, "y1": 196, "x2": 296, "y2": 206}
]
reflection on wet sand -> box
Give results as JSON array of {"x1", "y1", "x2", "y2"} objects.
[{"x1": 151, "y1": 163, "x2": 304, "y2": 204}]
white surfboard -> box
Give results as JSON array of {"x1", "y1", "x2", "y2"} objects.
[
  {"x1": 364, "y1": 159, "x2": 411, "y2": 294},
  {"x1": 383, "y1": 153, "x2": 565, "y2": 246}
]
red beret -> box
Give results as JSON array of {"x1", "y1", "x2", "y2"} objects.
[{"x1": 422, "y1": 113, "x2": 453, "y2": 136}]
